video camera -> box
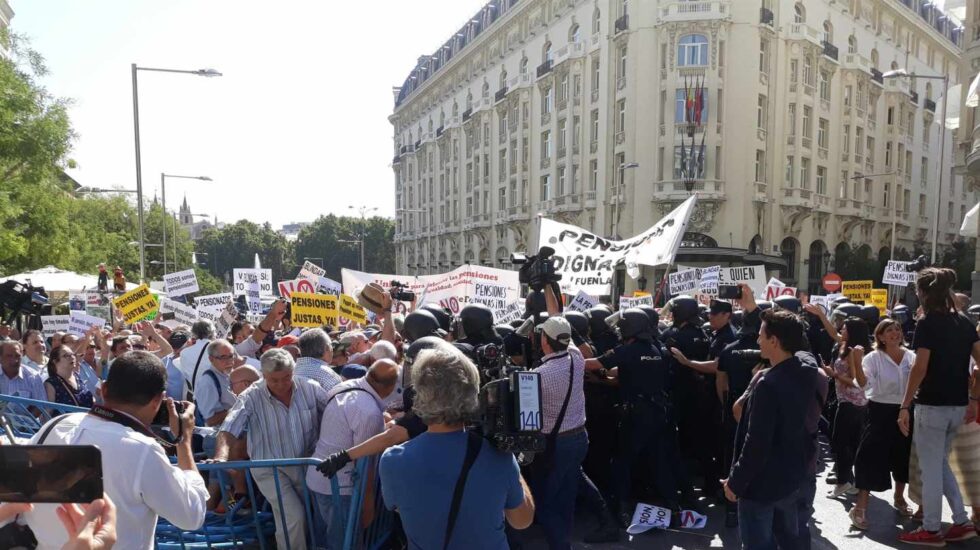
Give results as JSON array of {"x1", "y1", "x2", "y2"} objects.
[
  {"x1": 511, "y1": 246, "x2": 562, "y2": 292},
  {"x1": 476, "y1": 367, "x2": 547, "y2": 463},
  {"x1": 906, "y1": 255, "x2": 929, "y2": 273},
  {"x1": 389, "y1": 280, "x2": 416, "y2": 302},
  {"x1": 0, "y1": 280, "x2": 49, "y2": 325}
]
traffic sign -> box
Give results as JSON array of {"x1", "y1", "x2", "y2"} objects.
[{"x1": 822, "y1": 272, "x2": 842, "y2": 293}]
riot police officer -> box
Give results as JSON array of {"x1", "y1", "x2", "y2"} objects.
[
  {"x1": 454, "y1": 303, "x2": 501, "y2": 347},
  {"x1": 588, "y1": 305, "x2": 619, "y2": 355},
  {"x1": 585, "y1": 308, "x2": 694, "y2": 515},
  {"x1": 400, "y1": 310, "x2": 448, "y2": 343}
]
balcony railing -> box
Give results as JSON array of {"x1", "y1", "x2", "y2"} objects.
[
  {"x1": 614, "y1": 15, "x2": 629, "y2": 33},
  {"x1": 461, "y1": 108, "x2": 473, "y2": 121},
  {"x1": 910, "y1": 91, "x2": 919, "y2": 105},
  {"x1": 760, "y1": 7, "x2": 774, "y2": 26},
  {"x1": 494, "y1": 87, "x2": 508, "y2": 103},
  {"x1": 871, "y1": 68, "x2": 884, "y2": 85},
  {"x1": 536, "y1": 60, "x2": 553, "y2": 78},
  {"x1": 435, "y1": 125, "x2": 444, "y2": 138},
  {"x1": 925, "y1": 99, "x2": 937, "y2": 112},
  {"x1": 821, "y1": 41, "x2": 839, "y2": 61}
]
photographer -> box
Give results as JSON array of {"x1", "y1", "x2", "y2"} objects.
[
  {"x1": 379, "y1": 347, "x2": 534, "y2": 549},
  {"x1": 24, "y1": 351, "x2": 207, "y2": 548}
]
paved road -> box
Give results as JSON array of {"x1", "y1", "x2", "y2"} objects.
[{"x1": 517, "y1": 438, "x2": 980, "y2": 549}]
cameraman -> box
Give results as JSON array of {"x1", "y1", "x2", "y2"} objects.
[
  {"x1": 380, "y1": 347, "x2": 534, "y2": 549},
  {"x1": 25, "y1": 351, "x2": 207, "y2": 548}
]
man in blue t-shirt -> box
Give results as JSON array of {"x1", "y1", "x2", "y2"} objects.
[{"x1": 380, "y1": 347, "x2": 534, "y2": 549}]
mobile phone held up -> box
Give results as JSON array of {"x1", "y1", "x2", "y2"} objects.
[
  {"x1": 717, "y1": 285, "x2": 742, "y2": 300},
  {"x1": 0, "y1": 445, "x2": 103, "y2": 503}
]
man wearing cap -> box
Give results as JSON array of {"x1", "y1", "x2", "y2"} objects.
[{"x1": 527, "y1": 317, "x2": 589, "y2": 549}]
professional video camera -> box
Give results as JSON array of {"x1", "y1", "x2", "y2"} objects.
[
  {"x1": 389, "y1": 280, "x2": 416, "y2": 302},
  {"x1": 511, "y1": 246, "x2": 562, "y2": 291},
  {"x1": 0, "y1": 280, "x2": 49, "y2": 325},
  {"x1": 906, "y1": 255, "x2": 929, "y2": 273},
  {"x1": 476, "y1": 366, "x2": 547, "y2": 463},
  {"x1": 474, "y1": 343, "x2": 507, "y2": 383}
]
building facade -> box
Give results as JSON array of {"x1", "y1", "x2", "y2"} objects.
[
  {"x1": 1, "y1": 0, "x2": 13, "y2": 59},
  {"x1": 959, "y1": 0, "x2": 980, "y2": 298},
  {"x1": 391, "y1": 0, "x2": 967, "y2": 294}
]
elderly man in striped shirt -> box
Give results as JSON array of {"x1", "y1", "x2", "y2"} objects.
[{"x1": 214, "y1": 347, "x2": 329, "y2": 550}]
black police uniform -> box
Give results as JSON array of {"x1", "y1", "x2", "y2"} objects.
[
  {"x1": 600, "y1": 339, "x2": 691, "y2": 510},
  {"x1": 592, "y1": 331, "x2": 619, "y2": 356},
  {"x1": 662, "y1": 323, "x2": 711, "y2": 466},
  {"x1": 703, "y1": 323, "x2": 736, "y2": 493}
]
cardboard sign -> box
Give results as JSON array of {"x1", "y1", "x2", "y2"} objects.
[
  {"x1": 679, "y1": 510, "x2": 707, "y2": 529},
  {"x1": 112, "y1": 284, "x2": 159, "y2": 324},
  {"x1": 290, "y1": 292, "x2": 338, "y2": 328},
  {"x1": 316, "y1": 276, "x2": 342, "y2": 296},
  {"x1": 214, "y1": 301, "x2": 239, "y2": 338},
  {"x1": 298, "y1": 260, "x2": 327, "y2": 284},
  {"x1": 495, "y1": 301, "x2": 524, "y2": 324},
  {"x1": 808, "y1": 295, "x2": 830, "y2": 314},
  {"x1": 767, "y1": 277, "x2": 786, "y2": 288},
  {"x1": 871, "y1": 288, "x2": 888, "y2": 311},
  {"x1": 882, "y1": 261, "x2": 916, "y2": 286},
  {"x1": 842, "y1": 280, "x2": 874, "y2": 303},
  {"x1": 278, "y1": 279, "x2": 316, "y2": 299},
  {"x1": 677, "y1": 264, "x2": 769, "y2": 300},
  {"x1": 40, "y1": 315, "x2": 70, "y2": 339},
  {"x1": 338, "y1": 294, "x2": 368, "y2": 325},
  {"x1": 160, "y1": 298, "x2": 199, "y2": 327},
  {"x1": 619, "y1": 295, "x2": 654, "y2": 310},
  {"x1": 195, "y1": 292, "x2": 233, "y2": 310},
  {"x1": 68, "y1": 311, "x2": 106, "y2": 337},
  {"x1": 567, "y1": 290, "x2": 598, "y2": 313},
  {"x1": 669, "y1": 268, "x2": 698, "y2": 295},
  {"x1": 765, "y1": 285, "x2": 797, "y2": 301},
  {"x1": 627, "y1": 502, "x2": 672, "y2": 535},
  {"x1": 163, "y1": 269, "x2": 200, "y2": 297},
  {"x1": 233, "y1": 269, "x2": 273, "y2": 297},
  {"x1": 698, "y1": 266, "x2": 721, "y2": 295}
]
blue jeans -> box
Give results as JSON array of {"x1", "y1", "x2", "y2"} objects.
[
  {"x1": 531, "y1": 429, "x2": 589, "y2": 550},
  {"x1": 774, "y1": 478, "x2": 815, "y2": 550},
  {"x1": 737, "y1": 490, "x2": 799, "y2": 550},
  {"x1": 914, "y1": 404, "x2": 969, "y2": 532},
  {"x1": 313, "y1": 492, "x2": 352, "y2": 550}
]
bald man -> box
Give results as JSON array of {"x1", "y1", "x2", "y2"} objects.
[
  {"x1": 230, "y1": 365, "x2": 261, "y2": 396},
  {"x1": 306, "y1": 360, "x2": 398, "y2": 548}
]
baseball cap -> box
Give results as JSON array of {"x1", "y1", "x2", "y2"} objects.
[
  {"x1": 709, "y1": 300, "x2": 733, "y2": 314},
  {"x1": 340, "y1": 364, "x2": 368, "y2": 379},
  {"x1": 535, "y1": 317, "x2": 572, "y2": 344}
]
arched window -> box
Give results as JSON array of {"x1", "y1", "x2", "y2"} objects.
[
  {"x1": 482, "y1": 81, "x2": 490, "y2": 99},
  {"x1": 678, "y1": 34, "x2": 708, "y2": 67},
  {"x1": 543, "y1": 41, "x2": 553, "y2": 64},
  {"x1": 592, "y1": 8, "x2": 601, "y2": 34},
  {"x1": 520, "y1": 56, "x2": 529, "y2": 76},
  {"x1": 871, "y1": 49, "x2": 879, "y2": 68},
  {"x1": 439, "y1": 111, "x2": 445, "y2": 127},
  {"x1": 848, "y1": 35, "x2": 857, "y2": 54},
  {"x1": 500, "y1": 69, "x2": 508, "y2": 89},
  {"x1": 781, "y1": 237, "x2": 799, "y2": 281},
  {"x1": 794, "y1": 3, "x2": 806, "y2": 23},
  {"x1": 569, "y1": 24, "x2": 581, "y2": 44},
  {"x1": 822, "y1": 21, "x2": 833, "y2": 44},
  {"x1": 891, "y1": 60, "x2": 899, "y2": 71}
]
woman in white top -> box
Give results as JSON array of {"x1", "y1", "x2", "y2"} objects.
[{"x1": 849, "y1": 318, "x2": 915, "y2": 529}]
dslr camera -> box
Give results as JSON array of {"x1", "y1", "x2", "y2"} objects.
[
  {"x1": 511, "y1": 246, "x2": 562, "y2": 291},
  {"x1": 476, "y1": 364, "x2": 547, "y2": 462},
  {"x1": 389, "y1": 280, "x2": 416, "y2": 302}
]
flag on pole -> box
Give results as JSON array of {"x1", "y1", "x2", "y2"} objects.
[{"x1": 693, "y1": 77, "x2": 703, "y2": 124}]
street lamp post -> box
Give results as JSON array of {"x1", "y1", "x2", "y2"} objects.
[
  {"x1": 337, "y1": 240, "x2": 365, "y2": 270},
  {"x1": 883, "y1": 69, "x2": 949, "y2": 265},
  {"x1": 851, "y1": 171, "x2": 898, "y2": 258},
  {"x1": 347, "y1": 205, "x2": 379, "y2": 272},
  {"x1": 161, "y1": 173, "x2": 211, "y2": 274},
  {"x1": 132, "y1": 64, "x2": 221, "y2": 283}
]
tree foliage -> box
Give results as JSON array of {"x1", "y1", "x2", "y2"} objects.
[
  {"x1": 196, "y1": 221, "x2": 293, "y2": 285},
  {"x1": 294, "y1": 215, "x2": 394, "y2": 280}
]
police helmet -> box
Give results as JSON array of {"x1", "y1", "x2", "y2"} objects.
[
  {"x1": 773, "y1": 296, "x2": 803, "y2": 315},
  {"x1": 698, "y1": 303, "x2": 710, "y2": 322},
  {"x1": 967, "y1": 304, "x2": 980, "y2": 325},
  {"x1": 890, "y1": 304, "x2": 911, "y2": 325},
  {"x1": 755, "y1": 301, "x2": 773, "y2": 312},
  {"x1": 637, "y1": 305, "x2": 661, "y2": 336},
  {"x1": 404, "y1": 336, "x2": 451, "y2": 365},
  {"x1": 702, "y1": 321, "x2": 712, "y2": 333},
  {"x1": 493, "y1": 323, "x2": 515, "y2": 340},
  {"x1": 669, "y1": 296, "x2": 700, "y2": 325},
  {"x1": 831, "y1": 296, "x2": 852, "y2": 307},
  {"x1": 618, "y1": 308, "x2": 653, "y2": 341},
  {"x1": 831, "y1": 303, "x2": 861, "y2": 324},
  {"x1": 857, "y1": 305, "x2": 880, "y2": 328},
  {"x1": 459, "y1": 303, "x2": 496, "y2": 341},
  {"x1": 731, "y1": 310, "x2": 744, "y2": 330},
  {"x1": 401, "y1": 310, "x2": 446, "y2": 343},
  {"x1": 588, "y1": 306, "x2": 613, "y2": 336},
  {"x1": 420, "y1": 304, "x2": 453, "y2": 333},
  {"x1": 563, "y1": 311, "x2": 590, "y2": 340}
]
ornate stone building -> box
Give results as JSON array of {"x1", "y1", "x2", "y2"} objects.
[{"x1": 391, "y1": 0, "x2": 968, "y2": 294}]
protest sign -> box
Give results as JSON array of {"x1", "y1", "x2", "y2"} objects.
[
  {"x1": 765, "y1": 285, "x2": 797, "y2": 301},
  {"x1": 196, "y1": 306, "x2": 221, "y2": 324},
  {"x1": 619, "y1": 295, "x2": 654, "y2": 310},
  {"x1": 882, "y1": 261, "x2": 916, "y2": 286},
  {"x1": 160, "y1": 298, "x2": 199, "y2": 327},
  {"x1": 195, "y1": 292, "x2": 233, "y2": 310},
  {"x1": 871, "y1": 289, "x2": 888, "y2": 311},
  {"x1": 495, "y1": 301, "x2": 524, "y2": 324},
  {"x1": 669, "y1": 268, "x2": 698, "y2": 296},
  {"x1": 338, "y1": 294, "x2": 368, "y2": 325},
  {"x1": 316, "y1": 276, "x2": 342, "y2": 296},
  {"x1": 233, "y1": 269, "x2": 273, "y2": 297},
  {"x1": 566, "y1": 290, "x2": 598, "y2": 313},
  {"x1": 767, "y1": 277, "x2": 785, "y2": 288},
  {"x1": 163, "y1": 269, "x2": 199, "y2": 297},
  {"x1": 342, "y1": 265, "x2": 520, "y2": 316},
  {"x1": 298, "y1": 260, "x2": 326, "y2": 284},
  {"x1": 40, "y1": 315, "x2": 70, "y2": 339},
  {"x1": 809, "y1": 295, "x2": 830, "y2": 314},
  {"x1": 290, "y1": 292, "x2": 338, "y2": 328},
  {"x1": 68, "y1": 293, "x2": 87, "y2": 312},
  {"x1": 214, "y1": 302, "x2": 239, "y2": 338},
  {"x1": 626, "y1": 502, "x2": 672, "y2": 535},
  {"x1": 698, "y1": 266, "x2": 721, "y2": 295},
  {"x1": 112, "y1": 284, "x2": 158, "y2": 324},
  {"x1": 677, "y1": 265, "x2": 769, "y2": 299},
  {"x1": 538, "y1": 195, "x2": 697, "y2": 295},
  {"x1": 86, "y1": 305, "x2": 111, "y2": 323},
  {"x1": 68, "y1": 311, "x2": 105, "y2": 337},
  {"x1": 842, "y1": 280, "x2": 874, "y2": 303},
  {"x1": 679, "y1": 510, "x2": 707, "y2": 529},
  {"x1": 470, "y1": 281, "x2": 511, "y2": 312},
  {"x1": 278, "y1": 279, "x2": 316, "y2": 299}
]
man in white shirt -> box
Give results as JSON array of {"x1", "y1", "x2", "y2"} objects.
[
  {"x1": 308, "y1": 359, "x2": 399, "y2": 548},
  {"x1": 195, "y1": 340, "x2": 239, "y2": 427},
  {"x1": 24, "y1": 351, "x2": 208, "y2": 549}
]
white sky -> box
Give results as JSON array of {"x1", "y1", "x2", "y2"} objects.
[{"x1": 10, "y1": 0, "x2": 487, "y2": 227}]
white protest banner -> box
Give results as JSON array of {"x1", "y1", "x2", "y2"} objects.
[
  {"x1": 626, "y1": 502, "x2": 672, "y2": 535},
  {"x1": 278, "y1": 279, "x2": 316, "y2": 299},
  {"x1": 196, "y1": 306, "x2": 221, "y2": 324},
  {"x1": 698, "y1": 266, "x2": 721, "y2": 295},
  {"x1": 341, "y1": 265, "x2": 521, "y2": 316},
  {"x1": 668, "y1": 268, "x2": 698, "y2": 296},
  {"x1": 298, "y1": 261, "x2": 327, "y2": 284},
  {"x1": 765, "y1": 285, "x2": 797, "y2": 301},
  {"x1": 619, "y1": 295, "x2": 654, "y2": 310},
  {"x1": 40, "y1": 315, "x2": 70, "y2": 339},
  {"x1": 883, "y1": 261, "x2": 916, "y2": 286},
  {"x1": 68, "y1": 311, "x2": 105, "y2": 337},
  {"x1": 160, "y1": 299, "x2": 199, "y2": 327},
  {"x1": 566, "y1": 290, "x2": 598, "y2": 313},
  {"x1": 677, "y1": 265, "x2": 769, "y2": 300},
  {"x1": 495, "y1": 301, "x2": 524, "y2": 324},
  {"x1": 316, "y1": 276, "x2": 342, "y2": 296},
  {"x1": 195, "y1": 292, "x2": 233, "y2": 310},
  {"x1": 214, "y1": 301, "x2": 239, "y2": 338},
  {"x1": 163, "y1": 269, "x2": 199, "y2": 297},
  {"x1": 233, "y1": 269, "x2": 273, "y2": 298},
  {"x1": 538, "y1": 195, "x2": 697, "y2": 295}
]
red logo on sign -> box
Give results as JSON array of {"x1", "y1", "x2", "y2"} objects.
[{"x1": 822, "y1": 273, "x2": 842, "y2": 293}]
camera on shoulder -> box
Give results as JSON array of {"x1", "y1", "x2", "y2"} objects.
[{"x1": 511, "y1": 247, "x2": 562, "y2": 291}]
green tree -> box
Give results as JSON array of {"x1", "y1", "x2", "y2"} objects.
[
  {"x1": 294, "y1": 215, "x2": 394, "y2": 280},
  {"x1": 197, "y1": 221, "x2": 293, "y2": 284}
]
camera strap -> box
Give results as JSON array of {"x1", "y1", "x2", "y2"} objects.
[
  {"x1": 549, "y1": 353, "x2": 575, "y2": 439},
  {"x1": 189, "y1": 343, "x2": 209, "y2": 392},
  {"x1": 443, "y1": 430, "x2": 482, "y2": 550},
  {"x1": 88, "y1": 404, "x2": 179, "y2": 449}
]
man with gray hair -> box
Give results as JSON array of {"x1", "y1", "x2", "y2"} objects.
[
  {"x1": 368, "y1": 340, "x2": 402, "y2": 408},
  {"x1": 295, "y1": 328, "x2": 342, "y2": 393},
  {"x1": 380, "y1": 348, "x2": 535, "y2": 548},
  {"x1": 195, "y1": 340, "x2": 239, "y2": 427},
  {"x1": 215, "y1": 348, "x2": 329, "y2": 550}
]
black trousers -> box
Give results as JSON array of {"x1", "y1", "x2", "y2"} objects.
[
  {"x1": 854, "y1": 401, "x2": 912, "y2": 492},
  {"x1": 831, "y1": 401, "x2": 867, "y2": 485}
]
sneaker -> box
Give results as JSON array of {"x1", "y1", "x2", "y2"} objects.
[
  {"x1": 899, "y1": 527, "x2": 946, "y2": 547},
  {"x1": 846, "y1": 485, "x2": 859, "y2": 496},
  {"x1": 831, "y1": 483, "x2": 854, "y2": 498},
  {"x1": 944, "y1": 523, "x2": 977, "y2": 542}
]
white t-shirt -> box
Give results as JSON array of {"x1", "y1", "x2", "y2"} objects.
[{"x1": 862, "y1": 348, "x2": 915, "y2": 405}]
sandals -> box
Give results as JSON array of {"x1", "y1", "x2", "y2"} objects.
[
  {"x1": 850, "y1": 507, "x2": 869, "y2": 530},
  {"x1": 893, "y1": 499, "x2": 913, "y2": 517}
]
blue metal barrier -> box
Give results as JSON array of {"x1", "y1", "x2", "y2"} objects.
[
  {"x1": 155, "y1": 457, "x2": 393, "y2": 550},
  {"x1": 0, "y1": 394, "x2": 87, "y2": 440}
]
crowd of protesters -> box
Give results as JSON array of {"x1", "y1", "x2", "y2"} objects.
[{"x1": 1, "y1": 264, "x2": 980, "y2": 548}]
